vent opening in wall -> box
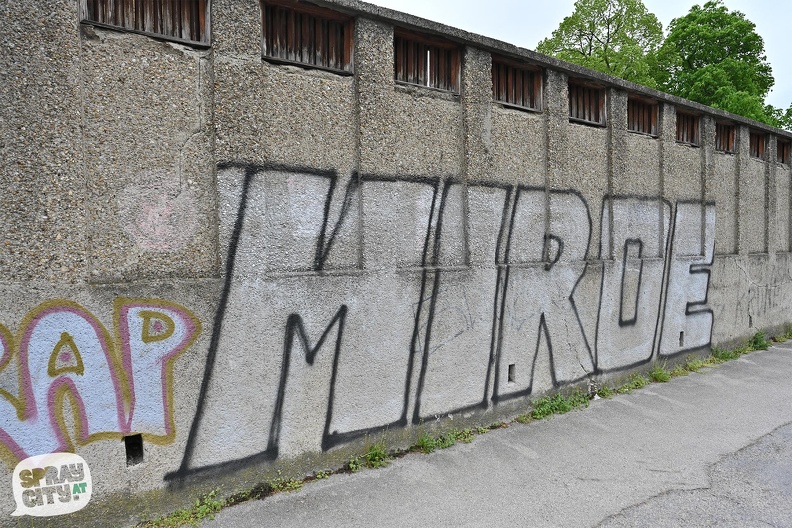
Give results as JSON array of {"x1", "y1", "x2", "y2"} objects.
[
  {"x1": 508, "y1": 363, "x2": 516, "y2": 383},
  {"x1": 568, "y1": 81, "x2": 605, "y2": 126},
  {"x1": 750, "y1": 131, "x2": 766, "y2": 159},
  {"x1": 749, "y1": 314, "x2": 753, "y2": 328},
  {"x1": 676, "y1": 111, "x2": 700, "y2": 146},
  {"x1": 492, "y1": 56, "x2": 542, "y2": 111},
  {"x1": 394, "y1": 29, "x2": 461, "y2": 93},
  {"x1": 81, "y1": 0, "x2": 210, "y2": 47},
  {"x1": 261, "y1": 0, "x2": 354, "y2": 74},
  {"x1": 679, "y1": 331, "x2": 685, "y2": 347},
  {"x1": 779, "y1": 139, "x2": 791, "y2": 164},
  {"x1": 125, "y1": 434, "x2": 144, "y2": 466},
  {"x1": 715, "y1": 123, "x2": 736, "y2": 153},
  {"x1": 627, "y1": 97, "x2": 658, "y2": 136}
]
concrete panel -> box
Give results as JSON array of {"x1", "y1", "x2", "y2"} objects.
[
  {"x1": 0, "y1": 0, "x2": 86, "y2": 283},
  {"x1": 740, "y1": 159, "x2": 768, "y2": 254},
  {"x1": 214, "y1": 61, "x2": 357, "y2": 172},
  {"x1": 618, "y1": 133, "x2": 661, "y2": 196},
  {"x1": 562, "y1": 124, "x2": 608, "y2": 251},
  {"x1": 81, "y1": 29, "x2": 216, "y2": 282},
  {"x1": 664, "y1": 143, "x2": 702, "y2": 201},
  {"x1": 712, "y1": 153, "x2": 738, "y2": 254},
  {"x1": 490, "y1": 108, "x2": 545, "y2": 186},
  {"x1": 774, "y1": 165, "x2": 791, "y2": 253}
]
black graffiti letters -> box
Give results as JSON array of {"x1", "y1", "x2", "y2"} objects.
[{"x1": 166, "y1": 164, "x2": 715, "y2": 484}]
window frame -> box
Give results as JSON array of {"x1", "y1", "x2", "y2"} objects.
[
  {"x1": 80, "y1": 0, "x2": 210, "y2": 47},
  {"x1": 260, "y1": 0, "x2": 354, "y2": 75},
  {"x1": 627, "y1": 96, "x2": 658, "y2": 137},
  {"x1": 749, "y1": 131, "x2": 766, "y2": 160},
  {"x1": 715, "y1": 123, "x2": 736, "y2": 154},
  {"x1": 568, "y1": 81, "x2": 606, "y2": 127},
  {"x1": 675, "y1": 111, "x2": 700, "y2": 146},
  {"x1": 491, "y1": 55, "x2": 542, "y2": 112},
  {"x1": 394, "y1": 28, "x2": 461, "y2": 94}
]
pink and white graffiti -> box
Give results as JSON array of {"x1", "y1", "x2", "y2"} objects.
[{"x1": 0, "y1": 298, "x2": 201, "y2": 465}]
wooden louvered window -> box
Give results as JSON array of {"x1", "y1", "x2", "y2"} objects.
[
  {"x1": 492, "y1": 57, "x2": 542, "y2": 111},
  {"x1": 778, "y1": 140, "x2": 791, "y2": 164},
  {"x1": 568, "y1": 82, "x2": 605, "y2": 126},
  {"x1": 394, "y1": 29, "x2": 461, "y2": 93},
  {"x1": 81, "y1": 0, "x2": 209, "y2": 46},
  {"x1": 715, "y1": 123, "x2": 736, "y2": 153},
  {"x1": 627, "y1": 97, "x2": 657, "y2": 136},
  {"x1": 750, "y1": 132, "x2": 766, "y2": 159},
  {"x1": 676, "y1": 112, "x2": 700, "y2": 146},
  {"x1": 261, "y1": 1, "x2": 353, "y2": 73}
]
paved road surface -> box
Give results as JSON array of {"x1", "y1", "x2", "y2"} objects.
[{"x1": 203, "y1": 344, "x2": 792, "y2": 527}]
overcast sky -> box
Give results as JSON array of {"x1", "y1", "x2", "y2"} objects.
[{"x1": 366, "y1": 0, "x2": 791, "y2": 109}]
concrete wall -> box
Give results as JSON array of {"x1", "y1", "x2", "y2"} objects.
[{"x1": 2, "y1": 0, "x2": 792, "y2": 524}]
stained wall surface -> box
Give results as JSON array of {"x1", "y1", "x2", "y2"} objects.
[{"x1": 2, "y1": 0, "x2": 792, "y2": 525}]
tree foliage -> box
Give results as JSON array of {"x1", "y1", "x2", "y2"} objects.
[
  {"x1": 653, "y1": 1, "x2": 775, "y2": 122},
  {"x1": 538, "y1": 0, "x2": 791, "y2": 130},
  {"x1": 536, "y1": 0, "x2": 663, "y2": 88}
]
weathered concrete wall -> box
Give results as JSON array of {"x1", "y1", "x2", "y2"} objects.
[{"x1": 2, "y1": 0, "x2": 792, "y2": 525}]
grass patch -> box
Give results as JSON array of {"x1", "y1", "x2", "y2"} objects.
[
  {"x1": 617, "y1": 374, "x2": 648, "y2": 394},
  {"x1": 270, "y1": 471, "x2": 303, "y2": 493},
  {"x1": 347, "y1": 454, "x2": 362, "y2": 473},
  {"x1": 140, "y1": 490, "x2": 224, "y2": 527},
  {"x1": 530, "y1": 391, "x2": 589, "y2": 419},
  {"x1": 648, "y1": 363, "x2": 671, "y2": 383},
  {"x1": 435, "y1": 431, "x2": 457, "y2": 449},
  {"x1": 669, "y1": 363, "x2": 688, "y2": 377},
  {"x1": 773, "y1": 325, "x2": 792, "y2": 343},
  {"x1": 514, "y1": 413, "x2": 533, "y2": 424},
  {"x1": 683, "y1": 356, "x2": 708, "y2": 372},
  {"x1": 596, "y1": 385, "x2": 615, "y2": 398},
  {"x1": 413, "y1": 428, "x2": 479, "y2": 453},
  {"x1": 363, "y1": 439, "x2": 391, "y2": 469},
  {"x1": 712, "y1": 347, "x2": 740, "y2": 362},
  {"x1": 748, "y1": 330, "x2": 770, "y2": 351},
  {"x1": 415, "y1": 432, "x2": 439, "y2": 453},
  {"x1": 454, "y1": 428, "x2": 475, "y2": 443}
]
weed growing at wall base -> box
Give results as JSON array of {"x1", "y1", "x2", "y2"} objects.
[
  {"x1": 773, "y1": 326, "x2": 792, "y2": 343},
  {"x1": 530, "y1": 391, "x2": 590, "y2": 419},
  {"x1": 270, "y1": 470, "x2": 303, "y2": 493},
  {"x1": 748, "y1": 330, "x2": 771, "y2": 350},
  {"x1": 139, "y1": 490, "x2": 223, "y2": 527},
  {"x1": 649, "y1": 363, "x2": 671, "y2": 382},
  {"x1": 364, "y1": 439, "x2": 391, "y2": 468}
]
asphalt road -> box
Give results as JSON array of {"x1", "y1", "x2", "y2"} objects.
[{"x1": 203, "y1": 344, "x2": 792, "y2": 527}]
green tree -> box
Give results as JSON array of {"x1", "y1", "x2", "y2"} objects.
[
  {"x1": 654, "y1": 1, "x2": 777, "y2": 124},
  {"x1": 536, "y1": 0, "x2": 664, "y2": 88}
]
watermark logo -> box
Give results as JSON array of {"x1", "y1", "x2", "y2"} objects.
[{"x1": 11, "y1": 453, "x2": 92, "y2": 517}]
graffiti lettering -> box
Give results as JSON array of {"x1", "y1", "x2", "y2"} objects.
[
  {"x1": 0, "y1": 299, "x2": 201, "y2": 465},
  {"x1": 164, "y1": 163, "x2": 717, "y2": 484}
]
